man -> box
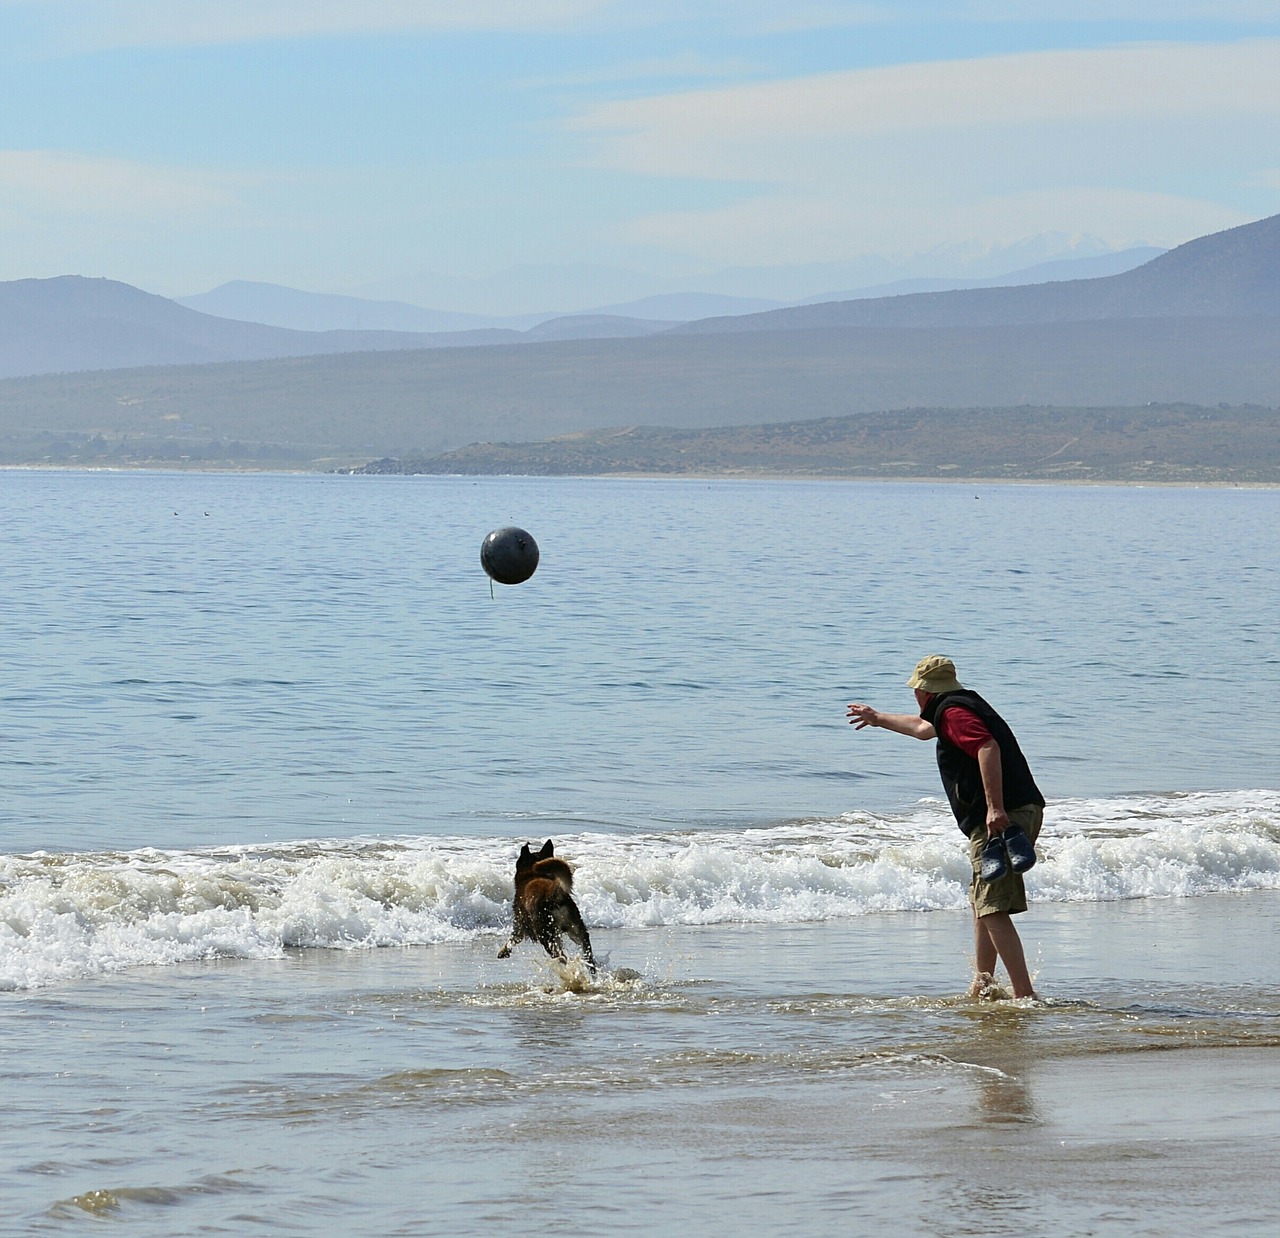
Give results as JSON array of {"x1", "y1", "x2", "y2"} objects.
[{"x1": 846, "y1": 655, "x2": 1044, "y2": 999}]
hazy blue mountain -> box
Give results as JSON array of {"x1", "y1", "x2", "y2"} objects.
[
  {"x1": 0, "y1": 277, "x2": 657, "y2": 379},
  {"x1": 349, "y1": 261, "x2": 661, "y2": 320},
  {"x1": 4, "y1": 218, "x2": 1275, "y2": 382},
  {"x1": 678, "y1": 232, "x2": 1133, "y2": 303},
  {"x1": 794, "y1": 247, "x2": 1165, "y2": 304},
  {"x1": 175, "y1": 251, "x2": 1152, "y2": 335},
  {"x1": 176, "y1": 281, "x2": 726, "y2": 332},
  {"x1": 346, "y1": 233, "x2": 1132, "y2": 312},
  {"x1": 0, "y1": 276, "x2": 546, "y2": 379},
  {"x1": 673, "y1": 217, "x2": 1280, "y2": 334},
  {"x1": 175, "y1": 281, "x2": 516, "y2": 333}
]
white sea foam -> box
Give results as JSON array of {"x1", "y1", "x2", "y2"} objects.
[{"x1": 2, "y1": 789, "x2": 1277, "y2": 990}]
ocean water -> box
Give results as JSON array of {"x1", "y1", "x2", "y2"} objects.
[{"x1": 2, "y1": 470, "x2": 1278, "y2": 1234}]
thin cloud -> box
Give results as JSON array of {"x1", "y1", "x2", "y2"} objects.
[
  {"x1": 572, "y1": 40, "x2": 1278, "y2": 266},
  {"x1": 571, "y1": 40, "x2": 1280, "y2": 181},
  {"x1": 561, "y1": 1, "x2": 1280, "y2": 32}
]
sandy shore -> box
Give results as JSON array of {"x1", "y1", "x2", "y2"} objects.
[{"x1": 7, "y1": 891, "x2": 1277, "y2": 1235}]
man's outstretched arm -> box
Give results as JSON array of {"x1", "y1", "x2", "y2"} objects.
[{"x1": 847, "y1": 703, "x2": 936, "y2": 740}]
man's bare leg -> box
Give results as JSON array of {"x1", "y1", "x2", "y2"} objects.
[
  {"x1": 969, "y1": 906, "x2": 998, "y2": 995},
  {"x1": 972, "y1": 909, "x2": 1036, "y2": 999}
]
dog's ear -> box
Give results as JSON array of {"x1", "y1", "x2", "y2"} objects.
[
  {"x1": 538, "y1": 839, "x2": 554, "y2": 859},
  {"x1": 517, "y1": 843, "x2": 533, "y2": 867}
]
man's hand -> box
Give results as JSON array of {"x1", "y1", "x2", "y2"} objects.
[
  {"x1": 847, "y1": 703, "x2": 878, "y2": 729},
  {"x1": 848, "y1": 704, "x2": 937, "y2": 740}
]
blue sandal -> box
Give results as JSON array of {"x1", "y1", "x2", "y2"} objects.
[
  {"x1": 979, "y1": 835, "x2": 1009, "y2": 882},
  {"x1": 1002, "y1": 824, "x2": 1037, "y2": 873}
]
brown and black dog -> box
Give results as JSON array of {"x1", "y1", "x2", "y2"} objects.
[{"x1": 497, "y1": 840, "x2": 596, "y2": 974}]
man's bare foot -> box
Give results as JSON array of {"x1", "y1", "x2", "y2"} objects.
[
  {"x1": 969, "y1": 973, "x2": 1038, "y2": 1001},
  {"x1": 967, "y1": 971, "x2": 996, "y2": 999}
]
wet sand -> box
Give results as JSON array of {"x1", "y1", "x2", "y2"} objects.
[{"x1": 6, "y1": 891, "x2": 1279, "y2": 1235}]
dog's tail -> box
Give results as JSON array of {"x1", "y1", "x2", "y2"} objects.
[{"x1": 536, "y1": 857, "x2": 575, "y2": 893}]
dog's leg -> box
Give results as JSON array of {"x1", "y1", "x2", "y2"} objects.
[
  {"x1": 554, "y1": 901, "x2": 596, "y2": 975},
  {"x1": 566, "y1": 919, "x2": 596, "y2": 975},
  {"x1": 535, "y1": 918, "x2": 568, "y2": 964},
  {"x1": 498, "y1": 905, "x2": 533, "y2": 959}
]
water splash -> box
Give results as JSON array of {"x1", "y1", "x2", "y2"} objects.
[{"x1": 3, "y1": 788, "x2": 1276, "y2": 990}]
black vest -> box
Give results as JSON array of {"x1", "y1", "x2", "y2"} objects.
[{"x1": 920, "y1": 690, "x2": 1044, "y2": 836}]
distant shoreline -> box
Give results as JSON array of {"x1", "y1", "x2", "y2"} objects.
[
  {"x1": 4, "y1": 402, "x2": 1276, "y2": 484},
  {"x1": 5, "y1": 462, "x2": 1276, "y2": 489}
]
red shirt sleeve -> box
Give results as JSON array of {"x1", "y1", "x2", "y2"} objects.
[{"x1": 937, "y1": 706, "x2": 994, "y2": 758}]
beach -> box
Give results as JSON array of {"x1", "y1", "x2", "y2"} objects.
[{"x1": 6, "y1": 891, "x2": 1278, "y2": 1235}]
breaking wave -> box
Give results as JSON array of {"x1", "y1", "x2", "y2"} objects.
[{"x1": 3, "y1": 789, "x2": 1277, "y2": 990}]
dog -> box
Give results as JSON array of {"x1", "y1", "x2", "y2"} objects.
[{"x1": 497, "y1": 839, "x2": 596, "y2": 974}]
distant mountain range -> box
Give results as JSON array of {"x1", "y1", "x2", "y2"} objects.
[
  {"x1": 336, "y1": 231, "x2": 1159, "y2": 312},
  {"x1": 0, "y1": 214, "x2": 1277, "y2": 472},
  {"x1": 786, "y1": 247, "x2": 1166, "y2": 306},
  {"x1": 174, "y1": 282, "x2": 788, "y2": 332},
  {"x1": 172, "y1": 247, "x2": 1162, "y2": 333},
  {"x1": 673, "y1": 215, "x2": 1280, "y2": 333},
  {"x1": 0, "y1": 276, "x2": 532, "y2": 380},
  {"x1": 1, "y1": 242, "x2": 1174, "y2": 381},
  {"x1": 175, "y1": 282, "x2": 519, "y2": 334}
]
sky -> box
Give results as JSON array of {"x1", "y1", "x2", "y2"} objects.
[{"x1": 3, "y1": 1, "x2": 1280, "y2": 314}]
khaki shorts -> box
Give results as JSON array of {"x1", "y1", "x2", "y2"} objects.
[{"x1": 968, "y1": 803, "x2": 1043, "y2": 918}]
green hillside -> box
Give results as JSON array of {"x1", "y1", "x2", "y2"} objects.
[
  {"x1": 2, "y1": 317, "x2": 1279, "y2": 470},
  {"x1": 357, "y1": 404, "x2": 1280, "y2": 485}
]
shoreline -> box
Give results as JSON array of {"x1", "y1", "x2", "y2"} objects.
[
  {"x1": 7, "y1": 892, "x2": 1278, "y2": 1235},
  {"x1": 4, "y1": 462, "x2": 1278, "y2": 488}
]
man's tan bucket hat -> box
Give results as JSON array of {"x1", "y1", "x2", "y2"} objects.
[{"x1": 907, "y1": 655, "x2": 963, "y2": 695}]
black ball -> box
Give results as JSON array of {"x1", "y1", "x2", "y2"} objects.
[{"x1": 481, "y1": 527, "x2": 539, "y2": 585}]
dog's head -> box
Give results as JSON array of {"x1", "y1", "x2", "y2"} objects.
[{"x1": 515, "y1": 839, "x2": 555, "y2": 873}]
